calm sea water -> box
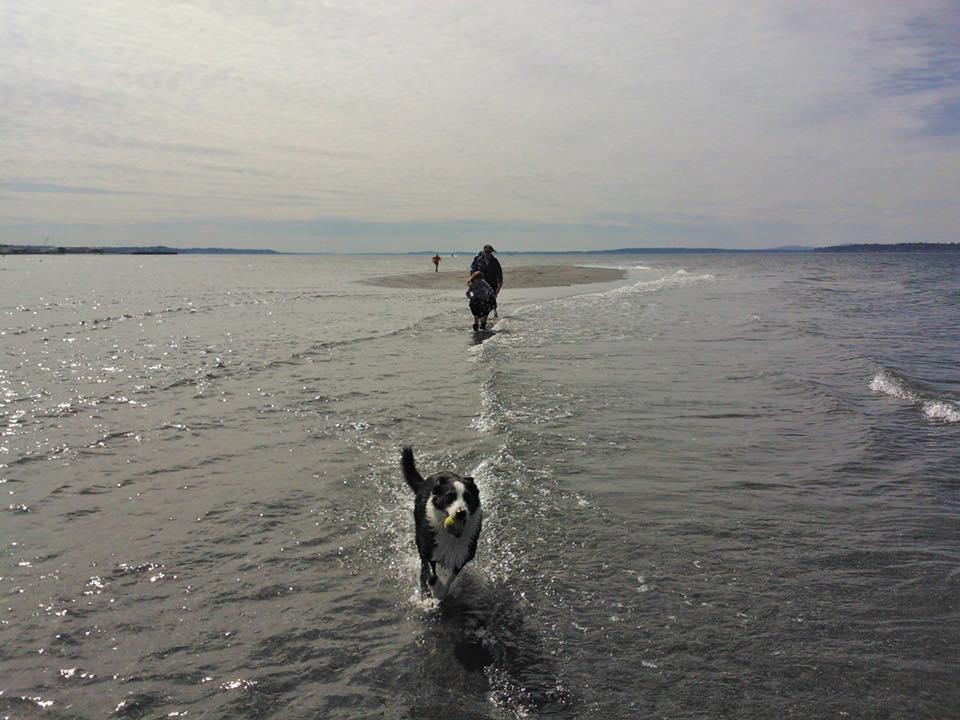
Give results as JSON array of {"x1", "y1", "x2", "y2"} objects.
[{"x1": 1, "y1": 251, "x2": 958, "y2": 719}]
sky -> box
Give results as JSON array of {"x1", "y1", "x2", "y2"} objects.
[{"x1": 2, "y1": 1, "x2": 959, "y2": 252}]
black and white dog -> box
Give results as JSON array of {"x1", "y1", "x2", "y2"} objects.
[{"x1": 401, "y1": 446, "x2": 482, "y2": 601}]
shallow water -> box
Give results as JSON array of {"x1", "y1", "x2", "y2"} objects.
[{"x1": 2, "y1": 251, "x2": 958, "y2": 718}]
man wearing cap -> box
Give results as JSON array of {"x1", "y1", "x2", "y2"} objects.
[{"x1": 470, "y1": 244, "x2": 503, "y2": 314}]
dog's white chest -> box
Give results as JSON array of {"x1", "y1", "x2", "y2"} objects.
[
  {"x1": 429, "y1": 531, "x2": 474, "y2": 598},
  {"x1": 431, "y1": 533, "x2": 472, "y2": 570}
]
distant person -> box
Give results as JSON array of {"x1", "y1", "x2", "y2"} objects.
[
  {"x1": 469, "y1": 244, "x2": 502, "y2": 315},
  {"x1": 432, "y1": 254, "x2": 441, "y2": 271},
  {"x1": 465, "y1": 271, "x2": 496, "y2": 331}
]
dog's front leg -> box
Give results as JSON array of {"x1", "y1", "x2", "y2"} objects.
[
  {"x1": 420, "y1": 561, "x2": 437, "y2": 595},
  {"x1": 431, "y1": 565, "x2": 462, "y2": 602}
]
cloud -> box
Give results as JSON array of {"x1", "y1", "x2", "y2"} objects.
[{"x1": 1, "y1": 0, "x2": 959, "y2": 250}]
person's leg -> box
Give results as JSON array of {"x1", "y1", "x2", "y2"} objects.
[{"x1": 469, "y1": 300, "x2": 480, "y2": 331}]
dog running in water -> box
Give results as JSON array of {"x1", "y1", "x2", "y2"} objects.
[{"x1": 401, "y1": 446, "x2": 482, "y2": 601}]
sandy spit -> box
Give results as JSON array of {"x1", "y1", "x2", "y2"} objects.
[{"x1": 362, "y1": 264, "x2": 626, "y2": 290}]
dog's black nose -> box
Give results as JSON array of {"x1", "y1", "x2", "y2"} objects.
[{"x1": 456, "y1": 509, "x2": 467, "y2": 522}]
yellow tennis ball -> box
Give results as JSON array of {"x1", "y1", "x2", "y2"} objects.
[{"x1": 444, "y1": 516, "x2": 456, "y2": 529}]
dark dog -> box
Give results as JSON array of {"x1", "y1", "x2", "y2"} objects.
[{"x1": 401, "y1": 446, "x2": 482, "y2": 601}]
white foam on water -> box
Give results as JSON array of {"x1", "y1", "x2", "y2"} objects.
[
  {"x1": 922, "y1": 400, "x2": 960, "y2": 423},
  {"x1": 870, "y1": 370, "x2": 959, "y2": 423},
  {"x1": 869, "y1": 370, "x2": 918, "y2": 402},
  {"x1": 582, "y1": 269, "x2": 715, "y2": 302},
  {"x1": 470, "y1": 371, "x2": 575, "y2": 433},
  {"x1": 470, "y1": 376, "x2": 499, "y2": 432},
  {"x1": 510, "y1": 268, "x2": 709, "y2": 311}
]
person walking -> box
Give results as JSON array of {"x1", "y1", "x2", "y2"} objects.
[
  {"x1": 431, "y1": 254, "x2": 441, "y2": 272},
  {"x1": 465, "y1": 271, "x2": 496, "y2": 331},
  {"x1": 469, "y1": 244, "x2": 503, "y2": 314}
]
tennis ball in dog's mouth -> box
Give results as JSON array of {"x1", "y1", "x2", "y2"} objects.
[{"x1": 444, "y1": 516, "x2": 465, "y2": 533}]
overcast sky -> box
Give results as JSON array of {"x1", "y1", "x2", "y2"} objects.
[{"x1": 2, "y1": 1, "x2": 959, "y2": 252}]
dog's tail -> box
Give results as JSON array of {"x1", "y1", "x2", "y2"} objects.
[{"x1": 401, "y1": 446, "x2": 425, "y2": 493}]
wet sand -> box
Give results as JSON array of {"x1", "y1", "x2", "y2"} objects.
[{"x1": 363, "y1": 264, "x2": 626, "y2": 289}]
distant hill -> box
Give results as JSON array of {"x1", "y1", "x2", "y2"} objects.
[
  {"x1": 1, "y1": 244, "x2": 283, "y2": 255},
  {"x1": 814, "y1": 242, "x2": 960, "y2": 253},
  {"x1": 105, "y1": 246, "x2": 283, "y2": 255}
]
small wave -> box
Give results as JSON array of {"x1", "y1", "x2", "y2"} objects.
[
  {"x1": 580, "y1": 269, "x2": 715, "y2": 302},
  {"x1": 922, "y1": 400, "x2": 960, "y2": 423},
  {"x1": 470, "y1": 379, "x2": 499, "y2": 433},
  {"x1": 869, "y1": 369, "x2": 918, "y2": 402},
  {"x1": 870, "y1": 369, "x2": 959, "y2": 423},
  {"x1": 469, "y1": 367, "x2": 574, "y2": 433},
  {"x1": 504, "y1": 269, "x2": 715, "y2": 333}
]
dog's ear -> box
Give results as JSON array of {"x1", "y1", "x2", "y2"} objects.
[{"x1": 463, "y1": 476, "x2": 477, "y2": 487}]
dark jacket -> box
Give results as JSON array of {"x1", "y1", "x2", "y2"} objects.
[{"x1": 469, "y1": 252, "x2": 503, "y2": 290}]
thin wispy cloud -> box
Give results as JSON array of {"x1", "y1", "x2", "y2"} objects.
[{"x1": 1, "y1": 0, "x2": 958, "y2": 250}]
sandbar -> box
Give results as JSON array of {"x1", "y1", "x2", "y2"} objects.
[{"x1": 363, "y1": 264, "x2": 626, "y2": 290}]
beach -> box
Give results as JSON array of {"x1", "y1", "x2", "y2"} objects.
[
  {"x1": 2, "y1": 252, "x2": 958, "y2": 718},
  {"x1": 363, "y1": 263, "x2": 626, "y2": 289}
]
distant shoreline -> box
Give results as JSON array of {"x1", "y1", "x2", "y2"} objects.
[
  {"x1": 0, "y1": 244, "x2": 280, "y2": 256},
  {"x1": 363, "y1": 265, "x2": 626, "y2": 290},
  {"x1": 811, "y1": 242, "x2": 960, "y2": 253},
  {"x1": 2, "y1": 242, "x2": 957, "y2": 256}
]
